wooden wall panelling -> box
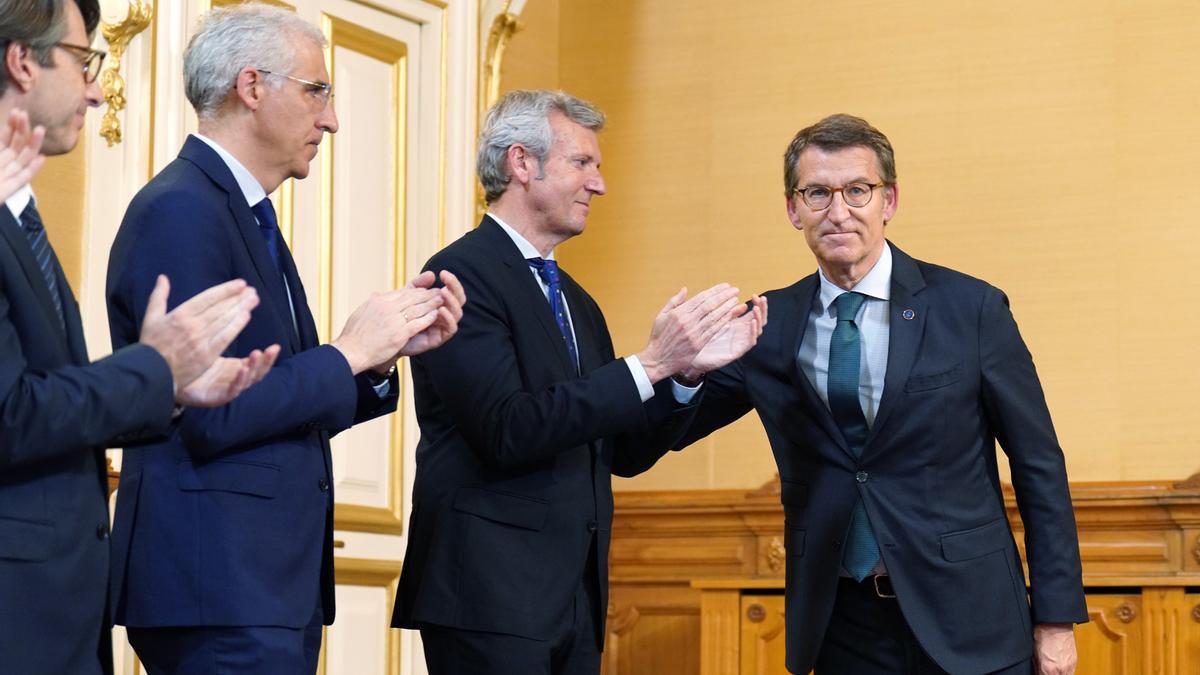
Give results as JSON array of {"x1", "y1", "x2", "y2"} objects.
[{"x1": 612, "y1": 478, "x2": 1200, "y2": 675}]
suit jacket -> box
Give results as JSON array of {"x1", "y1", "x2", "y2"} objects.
[
  {"x1": 678, "y1": 242, "x2": 1087, "y2": 675},
  {"x1": 0, "y1": 207, "x2": 174, "y2": 675},
  {"x1": 104, "y1": 136, "x2": 398, "y2": 629},
  {"x1": 393, "y1": 217, "x2": 691, "y2": 643}
]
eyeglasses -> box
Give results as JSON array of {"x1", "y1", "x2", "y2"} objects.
[
  {"x1": 55, "y1": 42, "x2": 107, "y2": 83},
  {"x1": 792, "y1": 182, "x2": 886, "y2": 210},
  {"x1": 257, "y1": 69, "x2": 334, "y2": 109}
]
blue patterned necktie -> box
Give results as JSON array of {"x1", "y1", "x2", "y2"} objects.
[
  {"x1": 251, "y1": 198, "x2": 285, "y2": 279},
  {"x1": 19, "y1": 201, "x2": 66, "y2": 333},
  {"x1": 828, "y1": 291, "x2": 880, "y2": 581},
  {"x1": 527, "y1": 257, "x2": 579, "y2": 373}
]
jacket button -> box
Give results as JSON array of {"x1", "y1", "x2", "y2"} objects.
[
  {"x1": 318, "y1": 478, "x2": 330, "y2": 492},
  {"x1": 586, "y1": 521, "x2": 598, "y2": 533},
  {"x1": 96, "y1": 524, "x2": 110, "y2": 541},
  {"x1": 855, "y1": 471, "x2": 869, "y2": 483}
]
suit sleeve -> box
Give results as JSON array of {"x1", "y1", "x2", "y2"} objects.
[
  {"x1": 415, "y1": 252, "x2": 666, "y2": 471},
  {"x1": 668, "y1": 353, "x2": 756, "y2": 452},
  {"x1": 979, "y1": 287, "x2": 1088, "y2": 625},
  {"x1": 0, "y1": 285, "x2": 174, "y2": 469},
  {"x1": 107, "y1": 192, "x2": 362, "y2": 459}
]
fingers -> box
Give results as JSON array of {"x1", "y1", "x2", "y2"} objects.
[
  {"x1": 143, "y1": 275, "x2": 170, "y2": 323},
  {"x1": 174, "y1": 278, "x2": 251, "y2": 317},
  {"x1": 658, "y1": 287, "x2": 688, "y2": 315},
  {"x1": 439, "y1": 270, "x2": 466, "y2": 305},
  {"x1": 406, "y1": 270, "x2": 437, "y2": 289}
]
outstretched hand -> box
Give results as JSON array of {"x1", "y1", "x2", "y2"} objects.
[
  {"x1": 636, "y1": 284, "x2": 744, "y2": 383},
  {"x1": 683, "y1": 295, "x2": 767, "y2": 379},
  {"x1": 398, "y1": 270, "x2": 466, "y2": 356},
  {"x1": 177, "y1": 345, "x2": 281, "y2": 407}
]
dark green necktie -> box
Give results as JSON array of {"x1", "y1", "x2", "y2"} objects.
[{"x1": 828, "y1": 292, "x2": 880, "y2": 580}]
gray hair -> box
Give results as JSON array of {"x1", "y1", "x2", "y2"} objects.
[
  {"x1": 477, "y1": 89, "x2": 605, "y2": 204},
  {"x1": 783, "y1": 113, "x2": 897, "y2": 197},
  {"x1": 0, "y1": 0, "x2": 100, "y2": 95},
  {"x1": 183, "y1": 2, "x2": 326, "y2": 121}
]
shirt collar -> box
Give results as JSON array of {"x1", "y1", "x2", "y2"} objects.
[
  {"x1": 488, "y1": 212, "x2": 556, "y2": 262},
  {"x1": 815, "y1": 242, "x2": 893, "y2": 314},
  {"x1": 4, "y1": 184, "x2": 35, "y2": 225},
  {"x1": 193, "y1": 133, "x2": 268, "y2": 207}
]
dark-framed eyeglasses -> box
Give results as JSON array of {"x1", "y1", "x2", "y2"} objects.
[
  {"x1": 257, "y1": 69, "x2": 334, "y2": 108},
  {"x1": 792, "y1": 182, "x2": 887, "y2": 210},
  {"x1": 54, "y1": 42, "x2": 107, "y2": 83}
]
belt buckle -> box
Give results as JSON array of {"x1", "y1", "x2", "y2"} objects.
[{"x1": 872, "y1": 574, "x2": 896, "y2": 599}]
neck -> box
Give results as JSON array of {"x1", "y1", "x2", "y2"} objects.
[
  {"x1": 197, "y1": 119, "x2": 285, "y2": 194},
  {"x1": 489, "y1": 199, "x2": 568, "y2": 258}
]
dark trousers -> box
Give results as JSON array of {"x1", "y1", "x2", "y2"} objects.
[
  {"x1": 127, "y1": 602, "x2": 324, "y2": 675},
  {"x1": 814, "y1": 577, "x2": 1032, "y2": 675},
  {"x1": 421, "y1": 565, "x2": 603, "y2": 674}
]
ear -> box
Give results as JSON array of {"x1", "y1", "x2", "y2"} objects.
[
  {"x1": 506, "y1": 143, "x2": 535, "y2": 187},
  {"x1": 785, "y1": 193, "x2": 804, "y2": 230},
  {"x1": 3, "y1": 42, "x2": 38, "y2": 95},
  {"x1": 881, "y1": 183, "x2": 899, "y2": 223},
  {"x1": 231, "y1": 66, "x2": 266, "y2": 112}
]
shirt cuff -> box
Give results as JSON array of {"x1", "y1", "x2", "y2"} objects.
[
  {"x1": 372, "y1": 379, "x2": 392, "y2": 398},
  {"x1": 671, "y1": 379, "x2": 701, "y2": 404},
  {"x1": 624, "y1": 356, "x2": 655, "y2": 403}
]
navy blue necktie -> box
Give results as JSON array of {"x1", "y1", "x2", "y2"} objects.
[
  {"x1": 19, "y1": 201, "x2": 66, "y2": 333},
  {"x1": 251, "y1": 198, "x2": 285, "y2": 279},
  {"x1": 828, "y1": 291, "x2": 880, "y2": 580},
  {"x1": 527, "y1": 257, "x2": 579, "y2": 373}
]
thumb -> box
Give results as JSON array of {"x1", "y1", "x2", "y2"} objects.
[
  {"x1": 660, "y1": 287, "x2": 688, "y2": 314},
  {"x1": 144, "y1": 275, "x2": 170, "y2": 322}
]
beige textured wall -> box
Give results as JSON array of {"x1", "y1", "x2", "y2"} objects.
[
  {"x1": 504, "y1": 0, "x2": 1200, "y2": 490},
  {"x1": 31, "y1": 138, "x2": 86, "y2": 290}
]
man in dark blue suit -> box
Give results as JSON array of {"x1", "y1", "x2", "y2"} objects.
[
  {"x1": 393, "y1": 89, "x2": 765, "y2": 674},
  {"x1": 104, "y1": 4, "x2": 465, "y2": 673},
  {"x1": 673, "y1": 114, "x2": 1087, "y2": 674},
  {"x1": 0, "y1": 2, "x2": 276, "y2": 673}
]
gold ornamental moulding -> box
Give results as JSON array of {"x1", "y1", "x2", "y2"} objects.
[
  {"x1": 98, "y1": 0, "x2": 153, "y2": 146},
  {"x1": 475, "y1": 0, "x2": 523, "y2": 220}
]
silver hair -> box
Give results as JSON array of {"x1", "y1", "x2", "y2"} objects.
[
  {"x1": 183, "y1": 2, "x2": 326, "y2": 121},
  {"x1": 477, "y1": 89, "x2": 605, "y2": 204}
]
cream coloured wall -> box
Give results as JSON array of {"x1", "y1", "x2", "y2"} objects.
[{"x1": 499, "y1": 0, "x2": 1200, "y2": 489}]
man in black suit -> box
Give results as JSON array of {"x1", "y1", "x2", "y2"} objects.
[
  {"x1": 0, "y1": 2, "x2": 274, "y2": 673},
  {"x1": 673, "y1": 114, "x2": 1086, "y2": 674},
  {"x1": 393, "y1": 89, "x2": 765, "y2": 674}
]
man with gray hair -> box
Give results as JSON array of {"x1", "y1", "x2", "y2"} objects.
[
  {"x1": 393, "y1": 89, "x2": 765, "y2": 673},
  {"x1": 0, "y1": 1, "x2": 277, "y2": 673},
  {"x1": 105, "y1": 3, "x2": 465, "y2": 672}
]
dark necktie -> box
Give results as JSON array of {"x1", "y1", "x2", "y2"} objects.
[
  {"x1": 251, "y1": 198, "x2": 285, "y2": 279},
  {"x1": 19, "y1": 201, "x2": 66, "y2": 333},
  {"x1": 828, "y1": 291, "x2": 880, "y2": 580},
  {"x1": 527, "y1": 257, "x2": 579, "y2": 373}
]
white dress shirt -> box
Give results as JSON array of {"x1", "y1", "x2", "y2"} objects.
[
  {"x1": 798, "y1": 243, "x2": 892, "y2": 426},
  {"x1": 489, "y1": 213, "x2": 655, "y2": 403},
  {"x1": 4, "y1": 184, "x2": 34, "y2": 224}
]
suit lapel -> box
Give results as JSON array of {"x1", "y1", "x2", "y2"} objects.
[
  {"x1": 559, "y1": 272, "x2": 597, "y2": 375},
  {"x1": 179, "y1": 137, "x2": 301, "y2": 353},
  {"x1": 0, "y1": 208, "x2": 71, "y2": 350},
  {"x1": 479, "y1": 219, "x2": 576, "y2": 377},
  {"x1": 53, "y1": 261, "x2": 89, "y2": 365},
  {"x1": 779, "y1": 277, "x2": 855, "y2": 457},
  {"x1": 862, "y1": 242, "x2": 927, "y2": 456}
]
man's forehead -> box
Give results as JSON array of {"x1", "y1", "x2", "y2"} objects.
[
  {"x1": 62, "y1": 1, "x2": 90, "y2": 43},
  {"x1": 797, "y1": 145, "x2": 880, "y2": 178}
]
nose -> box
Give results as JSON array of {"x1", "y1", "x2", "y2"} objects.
[
  {"x1": 825, "y1": 190, "x2": 851, "y2": 223},
  {"x1": 587, "y1": 169, "x2": 606, "y2": 196},
  {"x1": 318, "y1": 100, "x2": 338, "y2": 134},
  {"x1": 85, "y1": 78, "x2": 103, "y2": 108}
]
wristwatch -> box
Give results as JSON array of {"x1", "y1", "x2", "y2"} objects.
[{"x1": 365, "y1": 364, "x2": 396, "y2": 386}]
